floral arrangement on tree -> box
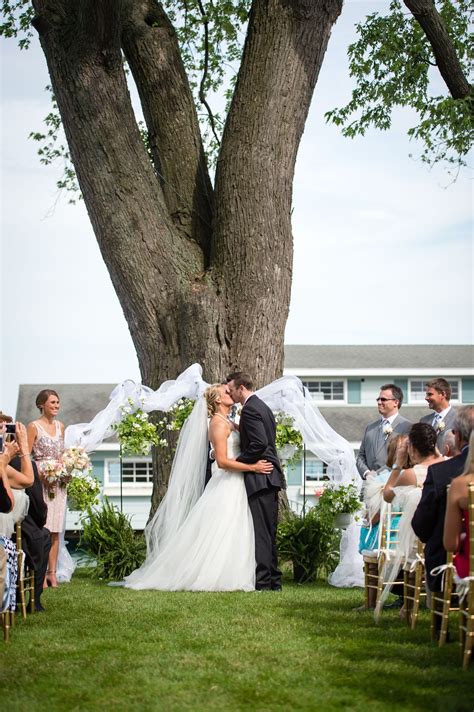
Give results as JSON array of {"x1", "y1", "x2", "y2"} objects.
[
  {"x1": 62, "y1": 446, "x2": 101, "y2": 512},
  {"x1": 155, "y1": 398, "x2": 196, "y2": 460},
  {"x1": 317, "y1": 483, "x2": 361, "y2": 518},
  {"x1": 274, "y1": 411, "x2": 303, "y2": 466},
  {"x1": 37, "y1": 460, "x2": 70, "y2": 500},
  {"x1": 112, "y1": 398, "x2": 159, "y2": 456}
]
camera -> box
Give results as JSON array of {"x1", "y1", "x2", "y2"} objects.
[{"x1": 5, "y1": 424, "x2": 15, "y2": 435}]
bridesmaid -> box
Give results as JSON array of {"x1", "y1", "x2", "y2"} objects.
[{"x1": 27, "y1": 389, "x2": 66, "y2": 588}]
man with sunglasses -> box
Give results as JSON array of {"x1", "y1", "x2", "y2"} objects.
[{"x1": 356, "y1": 384, "x2": 412, "y2": 480}]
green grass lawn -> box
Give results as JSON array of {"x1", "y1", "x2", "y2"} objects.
[{"x1": 1, "y1": 571, "x2": 472, "y2": 711}]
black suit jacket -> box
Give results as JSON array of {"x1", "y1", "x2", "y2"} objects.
[
  {"x1": 11, "y1": 457, "x2": 50, "y2": 571},
  {"x1": 412, "y1": 449, "x2": 467, "y2": 591},
  {"x1": 0, "y1": 479, "x2": 12, "y2": 513},
  {"x1": 236, "y1": 395, "x2": 286, "y2": 497}
]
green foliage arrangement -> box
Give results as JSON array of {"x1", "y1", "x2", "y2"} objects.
[
  {"x1": 277, "y1": 506, "x2": 340, "y2": 584},
  {"x1": 274, "y1": 411, "x2": 303, "y2": 467},
  {"x1": 67, "y1": 474, "x2": 100, "y2": 512},
  {"x1": 80, "y1": 499, "x2": 146, "y2": 581},
  {"x1": 155, "y1": 398, "x2": 196, "y2": 462},
  {"x1": 112, "y1": 399, "x2": 159, "y2": 456},
  {"x1": 325, "y1": 0, "x2": 473, "y2": 172},
  {"x1": 317, "y1": 483, "x2": 361, "y2": 518}
]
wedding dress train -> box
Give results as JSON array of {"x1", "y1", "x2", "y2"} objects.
[{"x1": 123, "y1": 431, "x2": 256, "y2": 592}]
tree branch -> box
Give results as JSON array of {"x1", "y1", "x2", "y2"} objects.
[
  {"x1": 404, "y1": 0, "x2": 472, "y2": 100},
  {"x1": 121, "y1": 0, "x2": 214, "y2": 257}
]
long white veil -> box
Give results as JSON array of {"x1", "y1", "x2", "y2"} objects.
[{"x1": 65, "y1": 364, "x2": 363, "y2": 588}]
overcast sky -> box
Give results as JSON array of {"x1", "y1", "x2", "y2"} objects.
[{"x1": 1, "y1": 0, "x2": 472, "y2": 417}]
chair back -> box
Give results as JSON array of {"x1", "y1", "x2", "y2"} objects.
[{"x1": 468, "y1": 482, "x2": 474, "y2": 578}]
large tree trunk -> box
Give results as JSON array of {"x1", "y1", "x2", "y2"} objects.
[{"x1": 31, "y1": 0, "x2": 342, "y2": 513}]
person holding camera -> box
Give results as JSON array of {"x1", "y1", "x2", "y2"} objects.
[
  {"x1": 27, "y1": 389, "x2": 66, "y2": 588},
  {"x1": 0, "y1": 426, "x2": 32, "y2": 613}
]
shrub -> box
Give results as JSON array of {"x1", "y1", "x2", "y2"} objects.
[
  {"x1": 277, "y1": 506, "x2": 340, "y2": 583},
  {"x1": 80, "y1": 499, "x2": 146, "y2": 581}
]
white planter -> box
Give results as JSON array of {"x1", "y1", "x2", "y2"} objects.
[
  {"x1": 334, "y1": 512, "x2": 353, "y2": 529},
  {"x1": 277, "y1": 445, "x2": 297, "y2": 462}
]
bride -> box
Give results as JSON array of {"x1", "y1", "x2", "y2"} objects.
[{"x1": 122, "y1": 384, "x2": 272, "y2": 592}]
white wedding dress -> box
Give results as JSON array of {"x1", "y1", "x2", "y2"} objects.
[{"x1": 123, "y1": 431, "x2": 256, "y2": 592}]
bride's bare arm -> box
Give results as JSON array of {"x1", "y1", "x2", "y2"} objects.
[{"x1": 209, "y1": 418, "x2": 272, "y2": 474}]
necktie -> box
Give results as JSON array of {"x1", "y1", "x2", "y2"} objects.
[{"x1": 432, "y1": 413, "x2": 441, "y2": 428}]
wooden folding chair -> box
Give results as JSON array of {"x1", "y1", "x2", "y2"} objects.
[{"x1": 459, "y1": 482, "x2": 474, "y2": 670}]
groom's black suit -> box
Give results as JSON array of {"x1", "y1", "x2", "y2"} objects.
[{"x1": 236, "y1": 394, "x2": 285, "y2": 590}]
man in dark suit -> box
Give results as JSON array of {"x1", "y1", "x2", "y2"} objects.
[
  {"x1": 357, "y1": 383, "x2": 412, "y2": 479},
  {"x1": 419, "y1": 377, "x2": 457, "y2": 451},
  {"x1": 226, "y1": 372, "x2": 286, "y2": 591},
  {"x1": 412, "y1": 405, "x2": 474, "y2": 597},
  {"x1": 11, "y1": 456, "x2": 51, "y2": 611}
]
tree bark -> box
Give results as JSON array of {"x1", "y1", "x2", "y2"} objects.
[
  {"x1": 404, "y1": 0, "x2": 472, "y2": 100},
  {"x1": 31, "y1": 0, "x2": 343, "y2": 513}
]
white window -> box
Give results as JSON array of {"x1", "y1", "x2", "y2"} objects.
[
  {"x1": 105, "y1": 458, "x2": 154, "y2": 486},
  {"x1": 303, "y1": 457, "x2": 327, "y2": 483},
  {"x1": 302, "y1": 380, "x2": 346, "y2": 403},
  {"x1": 409, "y1": 379, "x2": 461, "y2": 404}
]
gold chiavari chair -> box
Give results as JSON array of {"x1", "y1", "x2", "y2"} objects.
[
  {"x1": 403, "y1": 538, "x2": 426, "y2": 630},
  {"x1": 363, "y1": 552, "x2": 379, "y2": 610},
  {"x1": 375, "y1": 503, "x2": 404, "y2": 610},
  {"x1": 459, "y1": 481, "x2": 474, "y2": 670},
  {"x1": 15, "y1": 523, "x2": 35, "y2": 619},
  {"x1": 430, "y1": 485, "x2": 460, "y2": 646}
]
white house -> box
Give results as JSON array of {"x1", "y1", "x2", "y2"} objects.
[{"x1": 14, "y1": 344, "x2": 474, "y2": 528}]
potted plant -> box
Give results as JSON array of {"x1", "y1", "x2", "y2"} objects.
[
  {"x1": 274, "y1": 412, "x2": 303, "y2": 467},
  {"x1": 317, "y1": 483, "x2": 361, "y2": 528},
  {"x1": 277, "y1": 506, "x2": 340, "y2": 583}
]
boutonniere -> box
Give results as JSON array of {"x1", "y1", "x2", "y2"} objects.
[
  {"x1": 383, "y1": 424, "x2": 393, "y2": 439},
  {"x1": 437, "y1": 421, "x2": 446, "y2": 432}
]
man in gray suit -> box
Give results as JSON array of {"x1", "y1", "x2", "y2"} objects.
[
  {"x1": 357, "y1": 383, "x2": 412, "y2": 480},
  {"x1": 419, "y1": 378, "x2": 456, "y2": 451}
]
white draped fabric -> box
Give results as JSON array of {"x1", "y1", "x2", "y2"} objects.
[{"x1": 65, "y1": 363, "x2": 363, "y2": 588}]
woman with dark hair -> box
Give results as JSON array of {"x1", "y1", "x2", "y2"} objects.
[
  {"x1": 27, "y1": 389, "x2": 66, "y2": 588},
  {"x1": 383, "y1": 422, "x2": 441, "y2": 502},
  {"x1": 375, "y1": 423, "x2": 443, "y2": 618}
]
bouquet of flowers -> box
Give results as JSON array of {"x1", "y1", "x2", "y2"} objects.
[
  {"x1": 112, "y1": 398, "x2": 159, "y2": 456},
  {"x1": 38, "y1": 459, "x2": 69, "y2": 500},
  {"x1": 62, "y1": 446, "x2": 92, "y2": 476},
  {"x1": 274, "y1": 411, "x2": 303, "y2": 467},
  {"x1": 67, "y1": 473, "x2": 101, "y2": 512}
]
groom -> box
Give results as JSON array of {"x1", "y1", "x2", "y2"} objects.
[{"x1": 226, "y1": 371, "x2": 286, "y2": 591}]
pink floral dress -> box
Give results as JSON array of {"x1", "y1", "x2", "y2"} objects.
[{"x1": 32, "y1": 420, "x2": 66, "y2": 533}]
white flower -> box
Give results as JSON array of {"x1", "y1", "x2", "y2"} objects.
[
  {"x1": 437, "y1": 421, "x2": 446, "y2": 432},
  {"x1": 383, "y1": 424, "x2": 393, "y2": 438}
]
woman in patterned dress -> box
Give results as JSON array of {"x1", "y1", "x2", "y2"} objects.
[{"x1": 27, "y1": 390, "x2": 66, "y2": 588}]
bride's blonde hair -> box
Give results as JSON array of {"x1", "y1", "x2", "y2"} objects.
[{"x1": 204, "y1": 384, "x2": 222, "y2": 418}]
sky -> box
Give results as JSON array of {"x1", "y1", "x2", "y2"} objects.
[{"x1": 1, "y1": 0, "x2": 472, "y2": 417}]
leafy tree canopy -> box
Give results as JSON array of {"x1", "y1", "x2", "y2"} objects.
[{"x1": 325, "y1": 0, "x2": 473, "y2": 173}]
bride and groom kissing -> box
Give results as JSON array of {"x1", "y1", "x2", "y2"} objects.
[{"x1": 122, "y1": 371, "x2": 286, "y2": 593}]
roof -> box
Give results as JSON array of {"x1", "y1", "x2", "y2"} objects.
[
  {"x1": 15, "y1": 385, "x2": 431, "y2": 444},
  {"x1": 15, "y1": 384, "x2": 116, "y2": 429},
  {"x1": 317, "y1": 406, "x2": 428, "y2": 444},
  {"x1": 284, "y1": 345, "x2": 474, "y2": 370}
]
